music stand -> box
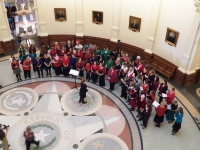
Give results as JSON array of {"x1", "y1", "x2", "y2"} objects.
[{"x1": 69, "y1": 69, "x2": 79, "y2": 89}]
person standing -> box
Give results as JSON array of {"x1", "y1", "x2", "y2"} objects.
[
  {"x1": 23, "y1": 31, "x2": 30, "y2": 46},
  {"x1": 16, "y1": 34, "x2": 22, "y2": 46},
  {"x1": 91, "y1": 61, "x2": 98, "y2": 83},
  {"x1": 43, "y1": 53, "x2": 52, "y2": 76},
  {"x1": 158, "y1": 80, "x2": 168, "y2": 103},
  {"x1": 79, "y1": 78, "x2": 88, "y2": 104},
  {"x1": 23, "y1": 57, "x2": 32, "y2": 79},
  {"x1": 62, "y1": 54, "x2": 70, "y2": 77},
  {"x1": 141, "y1": 104, "x2": 152, "y2": 129},
  {"x1": 98, "y1": 62, "x2": 105, "y2": 86},
  {"x1": 85, "y1": 60, "x2": 91, "y2": 81},
  {"x1": 154, "y1": 101, "x2": 167, "y2": 128},
  {"x1": 136, "y1": 94, "x2": 146, "y2": 121},
  {"x1": 52, "y1": 54, "x2": 62, "y2": 76},
  {"x1": 76, "y1": 58, "x2": 84, "y2": 78},
  {"x1": 172, "y1": 107, "x2": 184, "y2": 135},
  {"x1": 166, "y1": 100, "x2": 178, "y2": 123},
  {"x1": 12, "y1": 59, "x2": 22, "y2": 81},
  {"x1": 24, "y1": 126, "x2": 40, "y2": 150},
  {"x1": 107, "y1": 66, "x2": 117, "y2": 91},
  {"x1": 0, "y1": 124, "x2": 9, "y2": 150},
  {"x1": 29, "y1": 51, "x2": 37, "y2": 72},
  {"x1": 105, "y1": 58, "x2": 113, "y2": 74},
  {"x1": 36, "y1": 57, "x2": 43, "y2": 78}
]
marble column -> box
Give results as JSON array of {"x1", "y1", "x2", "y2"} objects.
[
  {"x1": 0, "y1": 0, "x2": 13, "y2": 42},
  {"x1": 178, "y1": 12, "x2": 200, "y2": 74},
  {"x1": 144, "y1": 0, "x2": 163, "y2": 54},
  {"x1": 75, "y1": 0, "x2": 83, "y2": 37},
  {"x1": 33, "y1": 0, "x2": 48, "y2": 36},
  {"x1": 110, "y1": 0, "x2": 121, "y2": 43}
]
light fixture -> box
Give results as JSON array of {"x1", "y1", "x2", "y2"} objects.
[{"x1": 194, "y1": 0, "x2": 200, "y2": 12}]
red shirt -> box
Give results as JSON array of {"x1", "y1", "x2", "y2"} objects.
[
  {"x1": 84, "y1": 53, "x2": 91, "y2": 60},
  {"x1": 107, "y1": 69, "x2": 117, "y2": 83},
  {"x1": 136, "y1": 64, "x2": 144, "y2": 73},
  {"x1": 85, "y1": 63, "x2": 91, "y2": 71},
  {"x1": 76, "y1": 61, "x2": 84, "y2": 70},
  {"x1": 98, "y1": 66, "x2": 105, "y2": 75},
  {"x1": 50, "y1": 50, "x2": 57, "y2": 57},
  {"x1": 167, "y1": 92, "x2": 175, "y2": 104},
  {"x1": 137, "y1": 99, "x2": 146, "y2": 109},
  {"x1": 91, "y1": 65, "x2": 98, "y2": 74},
  {"x1": 54, "y1": 45, "x2": 60, "y2": 50},
  {"x1": 62, "y1": 57, "x2": 70, "y2": 66},
  {"x1": 154, "y1": 81, "x2": 159, "y2": 91},
  {"x1": 156, "y1": 105, "x2": 167, "y2": 116},
  {"x1": 11, "y1": 62, "x2": 20, "y2": 69},
  {"x1": 23, "y1": 60, "x2": 31, "y2": 70},
  {"x1": 52, "y1": 57, "x2": 61, "y2": 67},
  {"x1": 76, "y1": 51, "x2": 83, "y2": 59},
  {"x1": 147, "y1": 94, "x2": 155, "y2": 104}
]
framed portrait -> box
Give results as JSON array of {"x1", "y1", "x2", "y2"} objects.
[
  {"x1": 165, "y1": 28, "x2": 179, "y2": 47},
  {"x1": 54, "y1": 8, "x2": 66, "y2": 21},
  {"x1": 92, "y1": 11, "x2": 103, "y2": 24},
  {"x1": 129, "y1": 16, "x2": 141, "y2": 32}
]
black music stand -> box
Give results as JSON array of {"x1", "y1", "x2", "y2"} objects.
[{"x1": 69, "y1": 69, "x2": 79, "y2": 90}]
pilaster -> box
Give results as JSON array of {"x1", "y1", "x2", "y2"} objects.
[{"x1": 75, "y1": 0, "x2": 83, "y2": 37}]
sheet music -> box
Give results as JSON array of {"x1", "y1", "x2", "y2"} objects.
[
  {"x1": 140, "y1": 87, "x2": 143, "y2": 90},
  {"x1": 162, "y1": 93, "x2": 167, "y2": 98},
  {"x1": 152, "y1": 101, "x2": 160, "y2": 108},
  {"x1": 167, "y1": 105, "x2": 171, "y2": 110},
  {"x1": 69, "y1": 69, "x2": 79, "y2": 76}
]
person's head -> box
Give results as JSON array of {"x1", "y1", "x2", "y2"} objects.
[
  {"x1": 150, "y1": 90, "x2": 155, "y2": 96},
  {"x1": 72, "y1": 54, "x2": 75, "y2": 58},
  {"x1": 137, "y1": 56, "x2": 141, "y2": 60},
  {"x1": 81, "y1": 77, "x2": 86, "y2": 84},
  {"x1": 26, "y1": 57, "x2": 30, "y2": 62},
  {"x1": 178, "y1": 107, "x2": 183, "y2": 114},
  {"x1": 129, "y1": 67, "x2": 133, "y2": 72},
  {"x1": 13, "y1": 58, "x2": 16, "y2": 63},
  {"x1": 23, "y1": 31, "x2": 26, "y2": 34},
  {"x1": 161, "y1": 100, "x2": 167, "y2": 107},
  {"x1": 137, "y1": 74, "x2": 142, "y2": 80},
  {"x1": 105, "y1": 47, "x2": 108, "y2": 51},
  {"x1": 55, "y1": 42, "x2": 58, "y2": 45},
  {"x1": 133, "y1": 19, "x2": 137, "y2": 24},
  {"x1": 36, "y1": 57, "x2": 40, "y2": 61},
  {"x1": 170, "y1": 87, "x2": 175, "y2": 92},
  {"x1": 93, "y1": 61, "x2": 97, "y2": 65},
  {"x1": 154, "y1": 76, "x2": 159, "y2": 82},
  {"x1": 144, "y1": 80, "x2": 149, "y2": 85},
  {"x1": 141, "y1": 94, "x2": 145, "y2": 101},
  {"x1": 130, "y1": 81, "x2": 134, "y2": 87},
  {"x1": 11, "y1": 54, "x2": 14, "y2": 58},
  {"x1": 150, "y1": 69, "x2": 155, "y2": 74},
  {"x1": 123, "y1": 62, "x2": 127, "y2": 67},
  {"x1": 78, "y1": 57, "x2": 82, "y2": 62},
  {"x1": 172, "y1": 100, "x2": 178, "y2": 105},
  {"x1": 67, "y1": 40, "x2": 71, "y2": 44},
  {"x1": 59, "y1": 10, "x2": 62, "y2": 14},
  {"x1": 26, "y1": 126, "x2": 31, "y2": 131},
  {"x1": 111, "y1": 66, "x2": 115, "y2": 70},
  {"x1": 163, "y1": 80, "x2": 167, "y2": 85},
  {"x1": 43, "y1": 53, "x2": 47, "y2": 58},
  {"x1": 41, "y1": 43, "x2": 45, "y2": 47},
  {"x1": 145, "y1": 104, "x2": 151, "y2": 110},
  {"x1": 64, "y1": 53, "x2": 67, "y2": 58}
]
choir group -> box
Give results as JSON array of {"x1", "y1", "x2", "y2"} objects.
[{"x1": 10, "y1": 40, "x2": 183, "y2": 134}]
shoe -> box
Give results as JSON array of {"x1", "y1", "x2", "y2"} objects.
[
  {"x1": 137, "y1": 119, "x2": 142, "y2": 121},
  {"x1": 141, "y1": 124, "x2": 143, "y2": 126},
  {"x1": 79, "y1": 99, "x2": 81, "y2": 103},
  {"x1": 136, "y1": 115, "x2": 139, "y2": 117},
  {"x1": 120, "y1": 95, "x2": 123, "y2": 97},
  {"x1": 171, "y1": 132, "x2": 176, "y2": 135},
  {"x1": 17, "y1": 79, "x2": 20, "y2": 82},
  {"x1": 20, "y1": 78, "x2": 22, "y2": 81},
  {"x1": 82, "y1": 101, "x2": 87, "y2": 104},
  {"x1": 155, "y1": 125, "x2": 160, "y2": 128},
  {"x1": 129, "y1": 108, "x2": 134, "y2": 111},
  {"x1": 108, "y1": 89, "x2": 111, "y2": 91},
  {"x1": 168, "y1": 121, "x2": 172, "y2": 123},
  {"x1": 142, "y1": 127, "x2": 146, "y2": 129},
  {"x1": 37, "y1": 141, "x2": 40, "y2": 146}
]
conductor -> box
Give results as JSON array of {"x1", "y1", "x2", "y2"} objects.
[{"x1": 79, "y1": 78, "x2": 88, "y2": 104}]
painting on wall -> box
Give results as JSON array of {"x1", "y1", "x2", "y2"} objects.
[
  {"x1": 165, "y1": 28, "x2": 179, "y2": 47},
  {"x1": 129, "y1": 16, "x2": 141, "y2": 32},
  {"x1": 92, "y1": 11, "x2": 103, "y2": 24},
  {"x1": 54, "y1": 8, "x2": 66, "y2": 21}
]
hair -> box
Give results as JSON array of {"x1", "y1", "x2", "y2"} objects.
[
  {"x1": 111, "y1": 66, "x2": 115, "y2": 70},
  {"x1": 26, "y1": 126, "x2": 31, "y2": 131},
  {"x1": 161, "y1": 100, "x2": 167, "y2": 107},
  {"x1": 164, "y1": 80, "x2": 167, "y2": 85},
  {"x1": 150, "y1": 90, "x2": 155, "y2": 95},
  {"x1": 150, "y1": 69, "x2": 155, "y2": 74},
  {"x1": 179, "y1": 107, "x2": 183, "y2": 114},
  {"x1": 81, "y1": 77, "x2": 86, "y2": 83},
  {"x1": 137, "y1": 74, "x2": 143, "y2": 80},
  {"x1": 146, "y1": 104, "x2": 152, "y2": 111},
  {"x1": 144, "y1": 80, "x2": 149, "y2": 84},
  {"x1": 141, "y1": 94, "x2": 145, "y2": 99},
  {"x1": 172, "y1": 87, "x2": 175, "y2": 91},
  {"x1": 155, "y1": 76, "x2": 159, "y2": 82},
  {"x1": 172, "y1": 100, "x2": 178, "y2": 104}
]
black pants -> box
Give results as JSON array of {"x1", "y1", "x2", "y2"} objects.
[
  {"x1": 63, "y1": 67, "x2": 69, "y2": 76},
  {"x1": 79, "y1": 95, "x2": 85, "y2": 103},
  {"x1": 32, "y1": 64, "x2": 37, "y2": 72},
  {"x1": 143, "y1": 116, "x2": 150, "y2": 127},
  {"x1": 109, "y1": 82, "x2": 115, "y2": 90},
  {"x1": 24, "y1": 70, "x2": 31, "y2": 79},
  {"x1": 36, "y1": 67, "x2": 43, "y2": 77},
  {"x1": 45, "y1": 68, "x2": 51, "y2": 76},
  {"x1": 25, "y1": 140, "x2": 38, "y2": 150},
  {"x1": 137, "y1": 109, "x2": 144, "y2": 120},
  {"x1": 159, "y1": 96, "x2": 163, "y2": 104},
  {"x1": 86, "y1": 70, "x2": 91, "y2": 80},
  {"x1": 106, "y1": 68, "x2": 109, "y2": 74},
  {"x1": 16, "y1": 74, "x2": 21, "y2": 80},
  {"x1": 54, "y1": 67, "x2": 62, "y2": 76}
]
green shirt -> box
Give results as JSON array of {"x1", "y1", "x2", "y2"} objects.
[
  {"x1": 102, "y1": 50, "x2": 111, "y2": 63},
  {"x1": 106, "y1": 61, "x2": 113, "y2": 69}
]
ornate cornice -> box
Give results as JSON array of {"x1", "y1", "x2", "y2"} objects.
[{"x1": 194, "y1": 0, "x2": 200, "y2": 12}]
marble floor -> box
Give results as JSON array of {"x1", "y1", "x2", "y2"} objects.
[{"x1": 0, "y1": 57, "x2": 200, "y2": 150}]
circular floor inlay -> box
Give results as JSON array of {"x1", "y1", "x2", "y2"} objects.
[
  {"x1": 8, "y1": 112, "x2": 74, "y2": 150},
  {"x1": 81, "y1": 133, "x2": 129, "y2": 150},
  {"x1": 61, "y1": 88, "x2": 102, "y2": 116},
  {"x1": 196, "y1": 88, "x2": 200, "y2": 97},
  {"x1": 0, "y1": 87, "x2": 38, "y2": 115}
]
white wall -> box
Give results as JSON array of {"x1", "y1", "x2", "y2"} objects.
[
  {"x1": 42, "y1": 0, "x2": 76, "y2": 35},
  {"x1": 153, "y1": 0, "x2": 196, "y2": 67}
]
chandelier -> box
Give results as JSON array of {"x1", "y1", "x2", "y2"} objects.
[{"x1": 194, "y1": 0, "x2": 200, "y2": 12}]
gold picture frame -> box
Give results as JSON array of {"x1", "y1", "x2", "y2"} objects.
[
  {"x1": 92, "y1": 11, "x2": 103, "y2": 24},
  {"x1": 54, "y1": 8, "x2": 67, "y2": 21},
  {"x1": 129, "y1": 16, "x2": 141, "y2": 32},
  {"x1": 165, "y1": 28, "x2": 179, "y2": 47}
]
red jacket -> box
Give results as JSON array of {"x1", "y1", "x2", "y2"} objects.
[
  {"x1": 98, "y1": 66, "x2": 105, "y2": 75},
  {"x1": 62, "y1": 57, "x2": 70, "y2": 66},
  {"x1": 85, "y1": 63, "x2": 91, "y2": 71},
  {"x1": 11, "y1": 62, "x2": 20, "y2": 69},
  {"x1": 52, "y1": 57, "x2": 61, "y2": 67},
  {"x1": 147, "y1": 93, "x2": 155, "y2": 104},
  {"x1": 141, "y1": 84, "x2": 149, "y2": 95},
  {"x1": 107, "y1": 69, "x2": 117, "y2": 83},
  {"x1": 91, "y1": 65, "x2": 98, "y2": 74},
  {"x1": 23, "y1": 60, "x2": 31, "y2": 70},
  {"x1": 156, "y1": 105, "x2": 167, "y2": 116},
  {"x1": 76, "y1": 61, "x2": 84, "y2": 70},
  {"x1": 76, "y1": 51, "x2": 83, "y2": 59},
  {"x1": 167, "y1": 92, "x2": 175, "y2": 104},
  {"x1": 137, "y1": 99, "x2": 146, "y2": 109},
  {"x1": 136, "y1": 64, "x2": 144, "y2": 73},
  {"x1": 84, "y1": 53, "x2": 91, "y2": 60}
]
